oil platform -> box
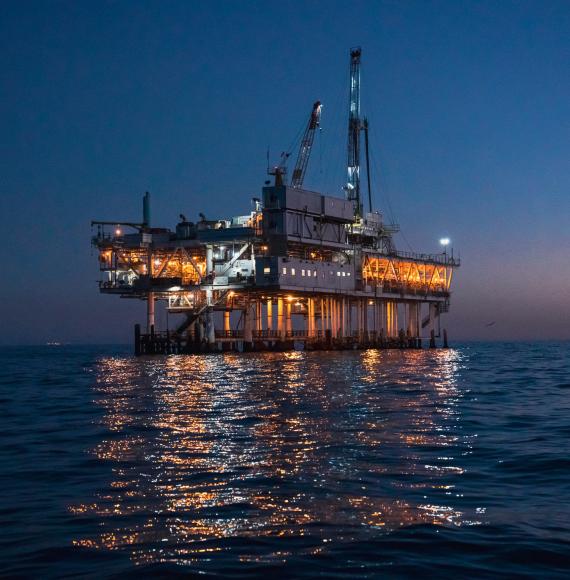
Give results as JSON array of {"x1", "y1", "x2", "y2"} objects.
[{"x1": 92, "y1": 48, "x2": 459, "y2": 355}]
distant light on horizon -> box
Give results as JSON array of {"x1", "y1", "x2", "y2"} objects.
[{"x1": 440, "y1": 237, "x2": 450, "y2": 246}]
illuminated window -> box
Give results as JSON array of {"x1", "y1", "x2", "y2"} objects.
[
  {"x1": 307, "y1": 270, "x2": 311, "y2": 277},
  {"x1": 291, "y1": 268, "x2": 296, "y2": 275},
  {"x1": 301, "y1": 269, "x2": 305, "y2": 276},
  {"x1": 337, "y1": 271, "x2": 341, "y2": 277},
  {"x1": 263, "y1": 267, "x2": 271, "y2": 274},
  {"x1": 342, "y1": 271, "x2": 346, "y2": 277},
  {"x1": 313, "y1": 270, "x2": 317, "y2": 277},
  {"x1": 282, "y1": 267, "x2": 287, "y2": 275},
  {"x1": 347, "y1": 272, "x2": 351, "y2": 276}
]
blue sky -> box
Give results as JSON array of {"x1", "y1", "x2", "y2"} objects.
[{"x1": 1, "y1": 0, "x2": 568, "y2": 343}]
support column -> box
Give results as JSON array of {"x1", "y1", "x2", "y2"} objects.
[
  {"x1": 277, "y1": 297, "x2": 284, "y2": 339},
  {"x1": 286, "y1": 300, "x2": 292, "y2": 334},
  {"x1": 134, "y1": 323, "x2": 141, "y2": 356},
  {"x1": 428, "y1": 303, "x2": 438, "y2": 337},
  {"x1": 198, "y1": 315, "x2": 205, "y2": 343},
  {"x1": 256, "y1": 300, "x2": 263, "y2": 332},
  {"x1": 334, "y1": 298, "x2": 338, "y2": 336},
  {"x1": 206, "y1": 245, "x2": 214, "y2": 276},
  {"x1": 206, "y1": 288, "x2": 216, "y2": 348},
  {"x1": 147, "y1": 292, "x2": 155, "y2": 332},
  {"x1": 224, "y1": 310, "x2": 231, "y2": 334},
  {"x1": 329, "y1": 298, "x2": 336, "y2": 338},
  {"x1": 339, "y1": 299, "x2": 343, "y2": 338},
  {"x1": 386, "y1": 301, "x2": 398, "y2": 338},
  {"x1": 267, "y1": 299, "x2": 273, "y2": 331},
  {"x1": 243, "y1": 303, "x2": 253, "y2": 351},
  {"x1": 206, "y1": 308, "x2": 215, "y2": 348},
  {"x1": 407, "y1": 303, "x2": 418, "y2": 338},
  {"x1": 380, "y1": 301, "x2": 387, "y2": 338},
  {"x1": 223, "y1": 309, "x2": 231, "y2": 351}
]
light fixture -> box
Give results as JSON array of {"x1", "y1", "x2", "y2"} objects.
[{"x1": 439, "y1": 238, "x2": 450, "y2": 246}]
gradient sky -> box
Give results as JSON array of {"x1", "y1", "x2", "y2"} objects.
[{"x1": 1, "y1": 0, "x2": 569, "y2": 344}]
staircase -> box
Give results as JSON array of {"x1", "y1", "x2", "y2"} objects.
[
  {"x1": 174, "y1": 289, "x2": 230, "y2": 335},
  {"x1": 421, "y1": 300, "x2": 450, "y2": 329}
]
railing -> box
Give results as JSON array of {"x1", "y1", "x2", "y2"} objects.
[
  {"x1": 389, "y1": 250, "x2": 460, "y2": 267},
  {"x1": 216, "y1": 330, "x2": 244, "y2": 339},
  {"x1": 378, "y1": 282, "x2": 450, "y2": 296}
]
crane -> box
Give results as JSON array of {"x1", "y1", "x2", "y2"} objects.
[{"x1": 290, "y1": 100, "x2": 322, "y2": 189}]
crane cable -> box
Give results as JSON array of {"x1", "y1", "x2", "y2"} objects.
[{"x1": 366, "y1": 114, "x2": 415, "y2": 253}]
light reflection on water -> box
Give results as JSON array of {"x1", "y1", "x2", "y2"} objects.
[{"x1": 70, "y1": 349, "x2": 480, "y2": 566}]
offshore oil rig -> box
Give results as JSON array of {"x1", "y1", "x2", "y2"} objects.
[{"x1": 92, "y1": 48, "x2": 459, "y2": 354}]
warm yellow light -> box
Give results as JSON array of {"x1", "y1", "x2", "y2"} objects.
[
  {"x1": 115, "y1": 228, "x2": 122, "y2": 236},
  {"x1": 286, "y1": 295, "x2": 294, "y2": 302},
  {"x1": 261, "y1": 245, "x2": 268, "y2": 251},
  {"x1": 154, "y1": 258, "x2": 161, "y2": 266}
]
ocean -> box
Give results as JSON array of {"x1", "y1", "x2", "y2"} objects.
[{"x1": 1, "y1": 343, "x2": 569, "y2": 578}]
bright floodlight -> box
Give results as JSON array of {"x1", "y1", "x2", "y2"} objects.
[{"x1": 439, "y1": 237, "x2": 450, "y2": 246}]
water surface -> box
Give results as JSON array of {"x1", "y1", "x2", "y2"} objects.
[{"x1": 1, "y1": 343, "x2": 569, "y2": 577}]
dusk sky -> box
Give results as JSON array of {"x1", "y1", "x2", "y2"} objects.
[{"x1": 1, "y1": 0, "x2": 568, "y2": 344}]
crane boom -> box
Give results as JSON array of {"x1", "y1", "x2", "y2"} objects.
[{"x1": 291, "y1": 100, "x2": 322, "y2": 189}]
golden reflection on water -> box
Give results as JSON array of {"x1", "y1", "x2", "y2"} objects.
[{"x1": 70, "y1": 348, "x2": 481, "y2": 565}]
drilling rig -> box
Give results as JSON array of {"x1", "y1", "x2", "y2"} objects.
[{"x1": 91, "y1": 47, "x2": 459, "y2": 355}]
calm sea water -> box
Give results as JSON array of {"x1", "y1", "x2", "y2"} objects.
[{"x1": 1, "y1": 343, "x2": 569, "y2": 578}]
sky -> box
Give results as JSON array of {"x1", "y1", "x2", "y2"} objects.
[{"x1": 1, "y1": 0, "x2": 569, "y2": 344}]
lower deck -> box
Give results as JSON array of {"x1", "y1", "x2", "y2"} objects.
[{"x1": 135, "y1": 291, "x2": 450, "y2": 355}]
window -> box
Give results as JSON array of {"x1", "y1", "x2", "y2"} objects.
[
  {"x1": 337, "y1": 271, "x2": 341, "y2": 277},
  {"x1": 342, "y1": 271, "x2": 346, "y2": 277},
  {"x1": 282, "y1": 267, "x2": 287, "y2": 275},
  {"x1": 347, "y1": 272, "x2": 351, "y2": 277},
  {"x1": 301, "y1": 269, "x2": 305, "y2": 276},
  {"x1": 313, "y1": 270, "x2": 317, "y2": 277},
  {"x1": 263, "y1": 267, "x2": 271, "y2": 274},
  {"x1": 307, "y1": 270, "x2": 311, "y2": 277},
  {"x1": 291, "y1": 268, "x2": 296, "y2": 276}
]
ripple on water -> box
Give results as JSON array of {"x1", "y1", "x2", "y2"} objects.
[{"x1": 0, "y1": 344, "x2": 569, "y2": 577}]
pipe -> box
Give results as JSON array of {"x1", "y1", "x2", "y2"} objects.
[{"x1": 143, "y1": 191, "x2": 151, "y2": 227}]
